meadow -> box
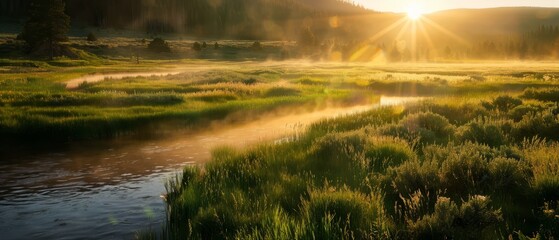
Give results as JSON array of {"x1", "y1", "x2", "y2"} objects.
[
  {"x1": 2, "y1": 37, "x2": 559, "y2": 239},
  {"x1": 3, "y1": 50, "x2": 559, "y2": 145}
]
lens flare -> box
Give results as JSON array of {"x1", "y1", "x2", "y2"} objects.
[{"x1": 407, "y1": 4, "x2": 423, "y2": 20}]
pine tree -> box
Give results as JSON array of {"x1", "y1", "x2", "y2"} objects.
[{"x1": 21, "y1": 0, "x2": 70, "y2": 59}]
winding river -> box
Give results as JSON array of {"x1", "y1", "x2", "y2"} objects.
[{"x1": 0, "y1": 97, "x2": 421, "y2": 240}]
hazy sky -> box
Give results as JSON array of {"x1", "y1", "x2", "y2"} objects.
[{"x1": 358, "y1": 0, "x2": 559, "y2": 13}]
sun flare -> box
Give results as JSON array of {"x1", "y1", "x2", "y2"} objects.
[{"x1": 407, "y1": 4, "x2": 423, "y2": 20}]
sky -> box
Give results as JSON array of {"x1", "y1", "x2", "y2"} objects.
[{"x1": 358, "y1": 0, "x2": 559, "y2": 13}]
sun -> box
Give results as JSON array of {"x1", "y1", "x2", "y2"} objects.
[{"x1": 407, "y1": 4, "x2": 423, "y2": 20}]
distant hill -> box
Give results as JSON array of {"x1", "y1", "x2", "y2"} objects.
[{"x1": 426, "y1": 7, "x2": 559, "y2": 39}]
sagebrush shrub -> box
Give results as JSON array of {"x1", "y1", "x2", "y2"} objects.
[
  {"x1": 488, "y1": 157, "x2": 532, "y2": 197},
  {"x1": 512, "y1": 110, "x2": 559, "y2": 141},
  {"x1": 456, "y1": 118, "x2": 510, "y2": 147},
  {"x1": 365, "y1": 136, "x2": 415, "y2": 172},
  {"x1": 378, "y1": 112, "x2": 455, "y2": 145},
  {"x1": 406, "y1": 102, "x2": 489, "y2": 125},
  {"x1": 303, "y1": 189, "x2": 380, "y2": 239},
  {"x1": 438, "y1": 144, "x2": 491, "y2": 198},
  {"x1": 489, "y1": 95, "x2": 523, "y2": 112},
  {"x1": 409, "y1": 197, "x2": 458, "y2": 239},
  {"x1": 409, "y1": 195, "x2": 502, "y2": 240},
  {"x1": 508, "y1": 103, "x2": 548, "y2": 122},
  {"x1": 521, "y1": 87, "x2": 559, "y2": 102}
]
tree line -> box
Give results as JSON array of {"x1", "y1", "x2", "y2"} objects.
[
  {"x1": 462, "y1": 26, "x2": 559, "y2": 60},
  {"x1": 1, "y1": 0, "x2": 367, "y2": 39}
]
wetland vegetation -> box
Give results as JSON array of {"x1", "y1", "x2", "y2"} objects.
[
  {"x1": 3, "y1": 0, "x2": 559, "y2": 239},
  {"x1": 158, "y1": 86, "x2": 559, "y2": 239}
]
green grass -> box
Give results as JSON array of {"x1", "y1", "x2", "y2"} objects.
[
  {"x1": 156, "y1": 93, "x2": 559, "y2": 239},
  {"x1": 11, "y1": 59, "x2": 559, "y2": 144}
]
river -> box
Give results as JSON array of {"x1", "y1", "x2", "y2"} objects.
[{"x1": 0, "y1": 97, "x2": 421, "y2": 240}]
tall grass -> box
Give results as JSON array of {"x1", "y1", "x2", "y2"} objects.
[{"x1": 156, "y1": 94, "x2": 559, "y2": 239}]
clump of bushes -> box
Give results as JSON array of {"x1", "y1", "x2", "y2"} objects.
[
  {"x1": 86, "y1": 32, "x2": 98, "y2": 42},
  {"x1": 511, "y1": 110, "x2": 559, "y2": 141},
  {"x1": 252, "y1": 41, "x2": 262, "y2": 50},
  {"x1": 508, "y1": 104, "x2": 547, "y2": 122},
  {"x1": 482, "y1": 95, "x2": 523, "y2": 112},
  {"x1": 409, "y1": 196, "x2": 502, "y2": 239},
  {"x1": 405, "y1": 101, "x2": 489, "y2": 125},
  {"x1": 303, "y1": 189, "x2": 382, "y2": 239},
  {"x1": 365, "y1": 136, "x2": 415, "y2": 173},
  {"x1": 148, "y1": 38, "x2": 171, "y2": 53},
  {"x1": 456, "y1": 118, "x2": 511, "y2": 147},
  {"x1": 521, "y1": 87, "x2": 559, "y2": 102},
  {"x1": 192, "y1": 41, "x2": 202, "y2": 51},
  {"x1": 378, "y1": 112, "x2": 455, "y2": 145},
  {"x1": 307, "y1": 132, "x2": 368, "y2": 184}
]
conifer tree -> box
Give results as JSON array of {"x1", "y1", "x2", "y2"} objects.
[{"x1": 20, "y1": 0, "x2": 70, "y2": 59}]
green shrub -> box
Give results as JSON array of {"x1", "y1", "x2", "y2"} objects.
[
  {"x1": 365, "y1": 136, "x2": 415, "y2": 173},
  {"x1": 521, "y1": 87, "x2": 559, "y2": 102},
  {"x1": 508, "y1": 104, "x2": 545, "y2": 122},
  {"x1": 303, "y1": 189, "x2": 380, "y2": 239},
  {"x1": 488, "y1": 157, "x2": 532, "y2": 197},
  {"x1": 454, "y1": 195, "x2": 503, "y2": 238},
  {"x1": 148, "y1": 38, "x2": 171, "y2": 53},
  {"x1": 409, "y1": 197, "x2": 458, "y2": 239},
  {"x1": 405, "y1": 102, "x2": 489, "y2": 125},
  {"x1": 384, "y1": 161, "x2": 440, "y2": 220},
  {"x1": 438, "y1": 144, "x2": 492, "y2": 198},
  {"x1": 252, "y1": 41, "x2": 262, "y2": 49},
  {"x1": 456, "y1": 118, "x2": 510, "y2": 147},
  {"x1": 192, "y1": 41, "x2": 201, "y2": 51},
  {"x1": 409, "y1": 196, "x2": 502, "y2": 240},
  {"x1": 86, "y1": 32, "x2": 98, "y2": 42},
  {"x1": 484, "y1": 95, "x2": 523, "y2": 112},
  {"x1": 512, "y1": 110, "x2": 559, "y2": 141},
  {"x1": 307, "y1": 132, "x2": 368, "y2": 185},
  {"x1": 534, "y1": 176, "x2": 559, "y2": 202},
  {"x1": 378, "y1": 112, "x2": 455, "y2": 145}
]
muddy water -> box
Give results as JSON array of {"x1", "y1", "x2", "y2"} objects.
[{"x1": 0, "y1": 97, "x2": 420, "y2": 240}]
